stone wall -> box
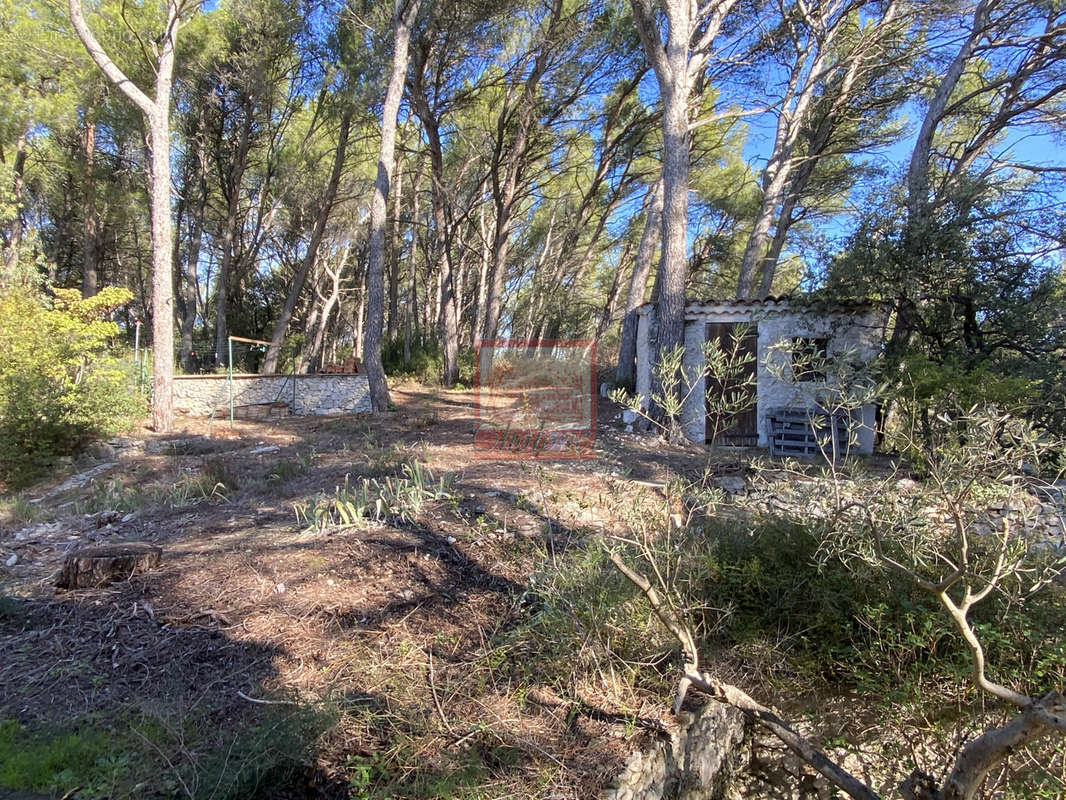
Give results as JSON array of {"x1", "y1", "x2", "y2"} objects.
[
  {"x1": 173, "y1": 373, "x2": 371, "y2": 417},
  {"x1": 601, "y1": 701, "x2": 748, "y2": 800},
  {"x1": 636, "y1": 312, "x2": 651, "y2": 406},
  {"x1": 750, "y1": 310, "x2": 881, "y2": 453}
]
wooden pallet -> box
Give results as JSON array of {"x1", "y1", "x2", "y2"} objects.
[{"x1": 768, "y1": 407, "x2": 853, "y2": 458}]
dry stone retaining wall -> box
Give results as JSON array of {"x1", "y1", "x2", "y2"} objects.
[{"x1": 173, "y1": 374, "x2": 371, "y2": 417}]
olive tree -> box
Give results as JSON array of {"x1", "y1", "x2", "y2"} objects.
[{"x1": 613, "y1": 363, "x2": 1066, "y2": 799}]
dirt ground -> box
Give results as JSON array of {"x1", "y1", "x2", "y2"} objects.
[{"x1": 0, "y1": 386, "x2": 720, "y2": 799}]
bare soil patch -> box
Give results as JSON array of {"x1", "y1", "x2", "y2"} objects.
[{"x1": 0, "y1": 385, "x2": 707, "y2": 799}]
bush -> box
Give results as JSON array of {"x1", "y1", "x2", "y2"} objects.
[
  {"x1": 519, "y1": 516, "x2": 1066, "y2": 701},
  {"x1": 380, "y1": 336, "x2": 475, "y2": 385},
  {"x1": 0, "y1": 287, "x2": 143, "y2": 486}
]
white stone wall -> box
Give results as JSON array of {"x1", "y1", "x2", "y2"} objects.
[
  {"x1": 635, "y1": 312, "x2": 650, "y2": 407},
  {"x1": 754, "y1": 311, "x2": 881, "y2": 454},
  {"x1": 173, "y1": 374, "x2": 371, "y2": 417},
  {"x1": 682, "y1": 320, "x2": 708, "y2": 443},
  {"x1": 678, "y1": 308, "x2": 884, "y2": 454}
]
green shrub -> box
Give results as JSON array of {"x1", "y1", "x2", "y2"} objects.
[
  {"x1": 0, "y1": 705, "x2": 335, "y2": 800},
  {"x1": 0, "y1": 287, "x2": 143, "y2": 486},
  {"x1": 186, "y1": 705, "x2": 334, "y2": 800},
  {"x1": 520, "y1": 517, "x2": 1066, "y2": 701},
  {"x1": 0, "y1": 718, "x2": 123, "y2": 796},
  {"x1": 381, "y1": 337, "x2": 475, "y2": 385}
]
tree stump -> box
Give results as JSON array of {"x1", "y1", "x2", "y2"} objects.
[{"x1": 56, "y1": 542, "x2": 162, "y2": 589}]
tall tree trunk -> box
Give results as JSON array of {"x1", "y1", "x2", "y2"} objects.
[
  {"x1": 81, "y1": 109, "x2": 101, "y2": 297},
  {"x1": 403, "y1": 160, "x2": 423, "y2": 363},
  {"x1": 889, "y1": 0, "x2": 992, "y2": 359},
  {"x1": 616, "y1": 178, "x2": 663, "y2": 384},
  {"x1": 907, "y1": 0, "x2": 991, "y2": 227},
  {"x1": 404, "y1": 251, "x2": 415, "y2": 363},
  {"x1": 213, "y1": 188, "x2": 239, "y2": 365},
  {"x1": 297, "y1": 275, "x2": 323, "y2": 373},
  {"x1": 736, "y1": 33, "x2": 838, "y2": 299},
  {"x1": 149, "y1": 105, "x2": 175, "y2": 430},
  {"x1": 388, "y1": 146, "x2": 403, "y2": 341},
  {"x1": 262, "y1": 110, "x2": 351, "y2": 373},
  {"x1": 655, "y1": 60, "x2": 692, "y2": 408},
  {"x1": 758, "y1": 190, "x2": 796, "y2": 297},
  {"x1": 180, "y1": 124, "x2": 208, "y2": 371},
  {"x1": 472, "y1": 201, "x2": 489, "y2": 346},
  {"x1": 3, "y1": 131, "x2": 28, "y2": 277},
  {"x1": 69, "y1": 0, "x2": 180, "y2": 432},
  {"x1": 211, "y1": 110, "x2": 253, "y2": 367},
  {"x1": 630, "y1": 0, "x2": 736, "y2": 434},
  {"x1": 755, "y1": 1, "x2": 902, "y2": 296},
  {"x1": 596, "y1": 236, "x2": 634, "y2": 341},
  {"x1": 308, "y1": 249, "x2": 346, "y2": 369},
  {"x1": 364, "y1": 0, "x2": 420, "y2": 411},
  {"x1": 481, "y1": 0, "x2": 562, "y2": 343},
  {"x1": 354, "y1": 262, "x2": 367, "y2": 353}
]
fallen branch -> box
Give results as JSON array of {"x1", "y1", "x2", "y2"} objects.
[{"x1": 236, "y1": 690, "x2": 299, "y2": 706}]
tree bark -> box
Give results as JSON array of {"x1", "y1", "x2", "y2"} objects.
[
  {"x1": 262, "y1": 110, "x2": 351, "y2": 374},
  {"x1": 630, "y1": 0, "x2": 736, "y2": 432},
  {"x1": 388, "y1": 137, "x2": 403, "y2": 342},
  {"x1": 179, "y1": 120, "x2": 208, "y2": 371},
  {"x1": 887, "y1": 0, "x2": 992, "y2": 359},
  {"x1": 906, "y1": 0, "x2": 992, "y2": 226},
  {"x1": 69, "y1": 0, "x2": 180, "y2": 432},
  {"x1": 147, "y1": 31, "x2": 177, "y2": 431},
  {"x1": 595, "y1": 235, "x2": 632, "y2": 341},
  {"x1": 481, "y1": 0, "x2": 562, "y2": 344},
  {"x1": 736, "y1": 8, "x2": 847, "y2": 299},
  {"x1": 472, "y1": 201, "x2": 489, "y2": 346},
  {"x1": 616, "y1": 178, "x2": 663, "y2": 384},
  {"x1": 307, "y1": 249, "x2": 346, "y2": 370},
  {"x1": 81, "y1": 107, "x2": 101, "y2": 298},
  {"x1": 364, "y1": 0, "x2": 420, "y2": 411},
  {"x1": 3, "y1": 130, "x2": 27, "y2": 278}
]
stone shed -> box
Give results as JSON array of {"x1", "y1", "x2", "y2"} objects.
[{"x1": 634, "y1": 298, "x2": 886, "y2": 455}]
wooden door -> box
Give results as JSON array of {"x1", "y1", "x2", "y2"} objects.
[{"x1": 705, "y1": 322, "x2": 758, "y2": 445}]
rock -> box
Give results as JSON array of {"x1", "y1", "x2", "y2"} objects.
[
  {"x1": 5, "y1": 553, "x2": 16, "y2": 567},
  {"x1": 85, "y1": 441, "x2": 117, "y2": 460},
  {"x1": 714, "y1": 475, "x2": 747, "y2": 495},
  {"x1": 56, "y1": 542, "x2": 162, "y2": 589},
  {"x1": 30, "y1": 462, "x2": 117, "y2": 502},
  {"x1": 621, "y1": 409, "x2": 640, "y2": 425}
]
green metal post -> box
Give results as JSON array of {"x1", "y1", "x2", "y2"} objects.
[{"x1": 228, "y1": 337, "x2": 234, "y2": 425}]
